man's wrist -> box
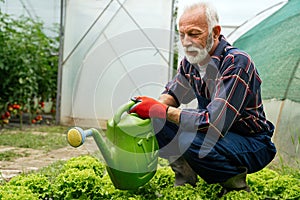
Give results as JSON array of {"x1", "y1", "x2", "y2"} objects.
[{"x1": 166, "y1": 106, "x2": 181, "y2": 124}]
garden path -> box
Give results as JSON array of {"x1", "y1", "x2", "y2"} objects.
[{"x1": 0, "y1": 138, "x2": 99, "y2": 181}]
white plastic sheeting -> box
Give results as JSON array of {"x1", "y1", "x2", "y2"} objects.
[
  {"x1": 0, "y1": 0, "x2": 60, "y2": 36},
  {"x1": 60, "y1": 0, "x2": 174, "y2": 127}
]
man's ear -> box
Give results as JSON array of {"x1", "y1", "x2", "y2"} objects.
[{"x1": 213, "y1": 25, "x2": 221, "y2": 40}]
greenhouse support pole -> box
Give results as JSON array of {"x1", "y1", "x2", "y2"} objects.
[
  {"x1": 55, "y1": 0, "x2": 65, "y2": 125},
  {"x1": 168, "y1": 0, "x2": 176, "y2": 81}
]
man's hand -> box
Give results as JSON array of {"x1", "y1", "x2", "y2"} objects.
[{"x1": 129, "y1": 96, "x2": 168, "y2": 119}]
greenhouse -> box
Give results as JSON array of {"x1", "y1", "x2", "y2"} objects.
[{"x1": 0, "y1": 0, "x2": 299, "y2": 199}]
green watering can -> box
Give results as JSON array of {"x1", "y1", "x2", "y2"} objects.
[{"x1": 67, "y1": 101, "x2": 159, "y2": 190}]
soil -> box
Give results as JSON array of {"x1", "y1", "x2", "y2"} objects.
[{"x1": 0, "y1": 137, "x2": 99, "y2": 181}]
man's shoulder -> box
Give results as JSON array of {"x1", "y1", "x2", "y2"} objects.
[
  {"x1": 224, "y1": 43, "x2": 254, "y2": 60},
  {"x1": 218, "y1": 36, "x2": 252, "y2": 61},
  {"x1": 222, "y1": 46, "x2": 256, "y2": 74},
  {"x1": 224, "y1": 46, "x2": 253, "y2": 63}
]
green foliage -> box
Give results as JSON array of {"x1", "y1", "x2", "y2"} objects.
[
  {"x1": 0, "y1": 11, "x2": 59, "y2": 102},
  {"x1": 52, "y1": 168, "x2": 104, "y2": 199},
  {"x1": 8, "y1": 174, "x2": 51, "y2": 199},
  {"x1": 62, "y1": 155, "x2": 106, "y2": 177},
  {"x1": 0, "y1": 10, "x2": 59, "y2": 126},
  {"x1": 0, "y1": 155, "x2": 299, "y2": 199},
  {"x1": 247, "y1": 168, "x2": 300, "y2": 199},
  {"x1": 0, "y1": 185, "x2": 39, "y2": 200},
  {"x1": 37, "y1": 160, "x2": 66, "y2": 183},
  {"x1": 50, "y1": 155, "x2": 111, "y2": 199}
]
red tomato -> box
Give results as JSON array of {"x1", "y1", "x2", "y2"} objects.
[{"x1": 5, "y1": 111, "x2": 10, "y2": 117}]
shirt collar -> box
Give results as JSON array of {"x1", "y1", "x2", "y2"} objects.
[
  {"x1": 211, "y1": 35, "x2": 232, "y2": 59},
  {"x1": 204, "y1": 35, "x2": 232, "y2": 80}
]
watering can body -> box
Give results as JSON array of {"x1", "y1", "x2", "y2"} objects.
[
  {"x1": 104, "y1": 101, "x2": 159, "y2": 190},
  {"x1": 67, "y1": 101, "x2": 159, "y2": 190}
]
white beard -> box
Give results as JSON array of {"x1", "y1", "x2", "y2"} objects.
[{"x1": 184, "y1": 33, "x2": 214, "y2": 65}]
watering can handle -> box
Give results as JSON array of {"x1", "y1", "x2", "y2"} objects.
[{"x1": 113, "y1": 100, "x2": 136, "y2": 124}]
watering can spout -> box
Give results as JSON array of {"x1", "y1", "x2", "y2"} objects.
[{"x1": 67, "y1": 127, "x2": 114, "y2": 164}]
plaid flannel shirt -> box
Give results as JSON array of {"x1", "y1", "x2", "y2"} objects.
[{"x1": 163, "y1": 36, "x2": 273, "y2": 137}]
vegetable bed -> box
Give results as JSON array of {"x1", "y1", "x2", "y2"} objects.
[{"x1": 0, "y1": 156, "x2": 299, "y2": 199}]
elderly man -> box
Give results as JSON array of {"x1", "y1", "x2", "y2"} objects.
[{"x1": 129, "y1": 2, "x2": 276, "y2": 195}]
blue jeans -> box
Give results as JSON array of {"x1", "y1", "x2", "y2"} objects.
[{"x1": 154, "y1": 120, "x2": 277, "y2": 184}]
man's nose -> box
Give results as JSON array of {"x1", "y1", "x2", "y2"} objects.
[{"x1": 181, "y1": 35, "x2": 192, "y2": 47}]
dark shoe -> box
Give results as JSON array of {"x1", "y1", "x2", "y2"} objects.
[
  {"x1": 218, "y1": 167, "x2": 251, "y2": 197},
  {"x1": 169, "y1": 156, "x2": 198, "y2": 187}
]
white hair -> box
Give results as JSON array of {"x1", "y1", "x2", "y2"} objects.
[{"x1": 179, "y1": 1, "x2": 219, "y2": 32}]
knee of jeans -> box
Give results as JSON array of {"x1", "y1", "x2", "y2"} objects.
[{"x1": 178, "y1": 132, "x2": 197, "y2": 154}]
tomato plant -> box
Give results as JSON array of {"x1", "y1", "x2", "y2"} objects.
[{"x1": 0, "y1": 10, "x2": 59, "y2": 127}]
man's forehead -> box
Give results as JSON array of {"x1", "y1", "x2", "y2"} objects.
[{"x1": 179, "y1": 9, "x2": 207, "y2": 30}]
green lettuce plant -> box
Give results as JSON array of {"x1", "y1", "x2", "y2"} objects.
[
  {"x1": 8, "y1": 174, "x2": 51, "y2": 199},
  {"x1": 0, "y1": 155, "x2": 299, "y2": 199}
]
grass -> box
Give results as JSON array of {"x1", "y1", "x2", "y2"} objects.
[
  {"x1": 0, "y1": 150, "x2": 29, "y2": 161},
  {"x1": 0, "y1": 125, "x2": 69, "y2": 152}
]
